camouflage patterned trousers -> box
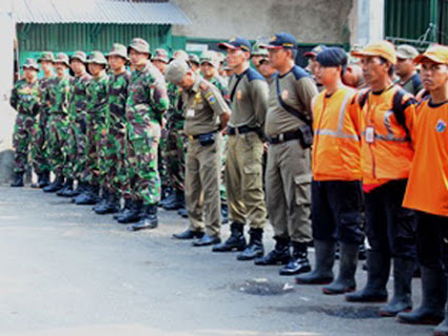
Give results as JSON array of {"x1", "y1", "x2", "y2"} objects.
[
  {"x1": 12, "y1": 114, "x2": 36, "y2": 174},
  {"x1": 47, "y1": 114, "x2": 70, "y2": 177},
  {"x1": 158, "y1": 127, "x2": 169, "y2": 193},
  {"x1": 125, "y1": 120, "x2": 161, "y2": 206},
  {"x1": 70, "y1": 115, "x2": 88, "y2": 181},
  {"x1": 165, "y1": 128, "x2": 187, "y2": 193},
  {"x1": 31, "y1": 111, "x2": 51, "y2": 175},
  {"x1": 82, "y1": 116, "x2": 105, "y2": 187}
]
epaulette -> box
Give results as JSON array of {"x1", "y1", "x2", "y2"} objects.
[
  {"x1": 246, "y1": 67, "x2": 265, "y2": 81},
  {"x1": 291, "y1": 65, "x2": 309, "y2": 81}
]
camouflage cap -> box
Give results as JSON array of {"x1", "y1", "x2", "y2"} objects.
[
  {"x1": 251, "y1": 43, "x2": 269, "y2": 57},
  {"x1": 54, "y1": 52, "x2": 70, "y2": 67},
  {"x1": 106, "y1": 43, "x2": 128, "y2": 60},
  {"x1": 200, "y1": 50, "x2": 219, "y2": 68},
  {"x1": 188, "y1": 54, "x2": 200, "y2": 65},
  {"x1": 70, "y1": 51, "x2": 87, "y2": 64},
  {"x1": 172, "y1": 50, "x2": 189, "y2": 62},
  {"x1": 22, "y1": 58, "x2": 39, "y2": 71},
  {"x1": 38, "y1": 52, "x2": 54, "y2": 63},
  {"x1": 128, "y1": 38, "x2": 151, "y2": 55},
  {"x1": 87, "y1": 51, "x2": 108, "y2": 65},
  {"x1": 152, "y1": 48, "x2": 169, "y2": 63},
  {"x1": 165, "y1": 59, "x2": 190, "y2": 83}
]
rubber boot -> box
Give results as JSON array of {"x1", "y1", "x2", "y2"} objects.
[
  {"x1": 434, "y1": 294, "x2": 448, "y2": 336},
  {"x1": 295, "y1": 240, "x2": 335, "y2": 284},
  {"x1": 323, "y1": 243, "x2": 359, "y2": 295},
  {"x1": 114, "y1": 198, "x2": 131, "y2": 220},
  {"x1": 56, "y1": 179, "x2": 74, "y2": 197},
  {"x1": 379, "y1": 258, "x2": 415, "y2": 317},
  {"x1": 43, "y1": 175, "x2": 64, "y2": 192},
  {"x1": 128, "y1": 205, "x2": 158, "y2": 231},
  {"x1": 117, "y1": 200, "x2": 143, "y2": 224},
  {"x1": 212, "y1": 222, "x2": 246, "y2": 252},
  {"x1": 163, "y1": 190, "x2": 185, "y2": 211},
  {"x1": 237, "y1": 228, "x2": 264, "y2": 261},
  {"x1": 255, "y1": 237, "x2": 291, "y2": 266},
  {"x1": 345, "y1": 250, "x2": 390, "y2": 303},
  {"x1": 397, "y1": 267, "x2": 447, "y2": 325},
  {"x1": 279, "y1": 242, "x2": 311, "y2": 276},
  {"x1": 10, "y1": 172, "x2": 24, "y2": 187}
]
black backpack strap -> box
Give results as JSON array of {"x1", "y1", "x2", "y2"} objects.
[
  {"x1": 392, "y1": 88, "x2": 416, "y2": 141},
  {"x1": 229, "y1": 70, "x2": 248, "y2": 103},
  {"x1": 358, "y1": 89, "x2": 370, "y2": 109},
  {"x1": 275, "y1": 76, "x2": 312, "y2": 126}
]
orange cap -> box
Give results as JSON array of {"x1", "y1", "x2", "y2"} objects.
[
  {"x1": 351, "y1": 40, "x2": 397, "y2": 65},
  {"x1": 414, "y1": 44, "x2": 448, "y2": 65}
]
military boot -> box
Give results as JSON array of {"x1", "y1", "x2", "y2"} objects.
[
  {"x1": 177, "y1": 207, "x2": 188, "y2": 218},
  {"x1": 221, "y1": 204, "x2": 229, "y2": 225},
  {"x1": 117, "y1": 200, "x2": 143, "y2": 224},
  {"x1": 279, "y1": 242, "x2": 311, "y2": 276},
  {"x1": 31, "y1": 172, "x2": 49, "y2": 188},
  {"x1": 163, "y1": 190, "x2": 185, "y2": 211},
  {"x1": 70, "y1": 182, "x2": 88, "y2": 201},
  {"x1": 345, "y1": 250, "x2": 390, "y2": 302},
  {"x1": 75, "y1": 184, "x2": 100, "y2": 205},
  {"x1": 397, "y1": 267, "x2": 447, "y2": 325},
  {"x1": 255, "y1": 237, "x2": 290, "y2": 266},
  {"x1": 10, "y1": 172, "x2": 24, "y2": 187},
  {"x1": 160, "y1": 188, "x2": 175, "y2": 208},
  {"x1": 56, "y1": 179, "x2": 74, "y2": 197},
  {"x1": 212, "y1": 222, "x2": 246, "y2": 252},
  {"x1": 379, "y1": 258, "x2": 415, "y2": 316},
  {"x1": 95, "y1": 191, "x2": 120, "y2": 215},
  {"x1": 237, "y1": 228, "x2": 264, "y2": 261},
  {"x1": 43, "y1": 175, "x2": 64, "y2": 192},
  {"x1": 128, "y1": 205, "x2": 158, "y2": 231},
  {"x1": 114, "y1": 198, "x2": 131, "y2": 220},
  {"x1": 323, "y1": 243, "x2": 359, "y2": 295},
  {"x1": 295, "y1": 240, "x2": 335, "y2": 284}
]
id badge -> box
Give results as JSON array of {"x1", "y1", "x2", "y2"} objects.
[
  {"x1": 365, "y1": 126, "x2": 375, "y2": 144},
  {"x1": 186, "y1": 109, "x2": 195, "y2": 118}
]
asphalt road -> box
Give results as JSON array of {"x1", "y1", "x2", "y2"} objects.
[{"x1": 0, "y1": 185, "x2": 434, "y2": 336}]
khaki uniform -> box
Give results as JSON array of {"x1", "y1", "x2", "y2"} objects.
[
  {"x1": 184, "y1": 76, "x2": 230, "y2": 236},
  {"x1": 264, "y1": 66, "x2": 318, "y2": 243},
  {"x1": 225, "y1": 67, "x2": 268, "y2": 228}
]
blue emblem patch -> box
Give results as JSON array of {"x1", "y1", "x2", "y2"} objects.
[{"x1": 436, "y1": 119, "x2": 447, "y2": 133}]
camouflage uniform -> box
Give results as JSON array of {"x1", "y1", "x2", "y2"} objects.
[
  {"x1": 125, "y1": 61, "x2": 169, "y2": 206},
  {"x1": 10, "y1": 78, "x2": 40, "y2": 174}
]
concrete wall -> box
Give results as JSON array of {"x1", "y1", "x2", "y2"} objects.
[{"x1": 172, "y1": 0, "x2": 354, "y2": 44}]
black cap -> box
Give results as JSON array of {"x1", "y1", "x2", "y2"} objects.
[
  {"x1": 218, "y1": 37, "x2": 251, "y2": 53},
  {"x1": 261, "y1": 33, "x2": 297, "y2": 50},
  {"x1": 315, "y1": 47, "x2": 348, "y2": 68}
]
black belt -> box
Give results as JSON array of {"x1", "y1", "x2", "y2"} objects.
[
  {"x1": 227, "y1": 125, "x2": 260, "y2": 136},
  {"x1": 188, "y1": 130, "x2": 218, "y2": 140},
  {"x1": 267, "y1": 130, "x2": 301, "y2": 144}
]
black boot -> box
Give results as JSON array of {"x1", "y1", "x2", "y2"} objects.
[
  {"x1": 254, "y1": 237, "x2": 291, "y2": 266},
  {"x1": 39, "y1": 172, "x2": 50, "y2": 188},
  {"x1": 75, "y1": 184, "x2": 100, "y2": 205},
  {"x1": 397, "y1": 266, "x2": 447, "y2": 325},
  {"x1": 323, "y1": 243, "x2": 359, "y2": 295},
  {"x1": 221, "y1": 204, "x2": 229, "y2": 225},
  {"x1": 70, "y1": 182, "x2": 88, "y2": 201},
  {"x1": 95, "y1": 191, "x2": 119, "y2": 215},
  {"x1": 212, "y1": 222, "x2": 246, "y2": 252},
  {"x1": 358, "y1": 240, "x2": 367, "y2": 260},
  {"x1": 10, "y1": 172, "x2": 24, "y2": 187},
  {"x1": 279, "y1": 242, "x2": 311, "y2": 276},
  {"x1": 160, "y1": 188, "x2": 175, "y2": 208},
  {"x1": 117, "y1": 200, "x2": 143, "y2": 224},
  {"x1": 93, "y1": 189, "x2": 108, "y2": 212},
  {"x1": 345, "y1": 250, "x2": 390, "y2": 302},
  {"x1": 379, "y1": 258, "x2": 414, "y2": 316},
  {"x1": 237, "y1": 228, "x2": 264, "y2": 261},
  {"x1": 295, "y1": 240, "x2": 335, "y2": 284},
  {"x1": 114, "y1": 198, "x2": 131, "y2": 220},
  {"x1": 128, "y1": 205, "x2": 158, "y2": 231},
  {"x1": 177, "y1": 207, "x2": 188, "y2": 218},
  {"x1": 434, "y1": 293, "x2": 448, "y2": 335},
  {"x1": 56, "y1": 179, "x2": 74, "y2": 197},
  {"x1": 163, "y1": 190, "x2": 185, "y2": 211},
  {"x1": 43, "y1": 175, "x2": 64, "y2": 192}
]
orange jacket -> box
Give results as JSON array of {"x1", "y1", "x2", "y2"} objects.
[
  {"x1": 312, "y1": 86, "x2": 361, "y2": 181},
  {"x1": 403, "y1": 99, "x2": 448, "y2": 216},
  {"x1": 356, "y1": 84, "x2": 417, "y2": 186}
]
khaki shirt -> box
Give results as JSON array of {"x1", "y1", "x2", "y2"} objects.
[
  {"x1": 183, "y1": 76, "x2": 230, "y2": 136},
  {"x1": 265, "y1": 65, "x2": 318, "y2": 137},
  {"x1": 228, "y1": 67, "x2": 268, "y2": 128}
]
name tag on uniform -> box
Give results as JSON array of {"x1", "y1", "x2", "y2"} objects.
[
  {"x1": 186, "y1": 109, "x2": 195, "y2": 118},
  {"x1": 365, "y1": 126, "x2": 375, "y2": 143}
]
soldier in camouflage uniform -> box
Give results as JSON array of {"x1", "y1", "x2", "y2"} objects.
[
  {"x1": 43, "y1": 53, "x2": 73, "y2": 192},
  {"x1": 10, "y1": 58, "x2": 40, "y2": 187},
  {"x1": 94, "y1": 44, "x2": 131, "y2": 215},
  {"x1": 151, "y1": 48, "x2": 172, "y2": 206},
  {"x1": 74, "y1": 51, "x2": 109, "y2": 205},
  {"x1": 30, "y1": 52, "x2": 57, "y2": 189},
  {"x1": 57, "y1": 51, "x2": 92, "y2": 197},
  {"x1": 199, "y1": 50, "x2": 230, "y2": 224},
  {"x1": 116, "y1": 38, "x2": 169, "y2": 231}
]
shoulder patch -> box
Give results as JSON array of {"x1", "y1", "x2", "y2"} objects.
[
  {"x1": 246, "y1": 67, "x2": 265, "y2": 82},
  {"x1": 199, "y1": 82, "x2": 210, "y2": 91},
  {"x1": 291, "y1": 65, "x2": 309, "y2": 81}
]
